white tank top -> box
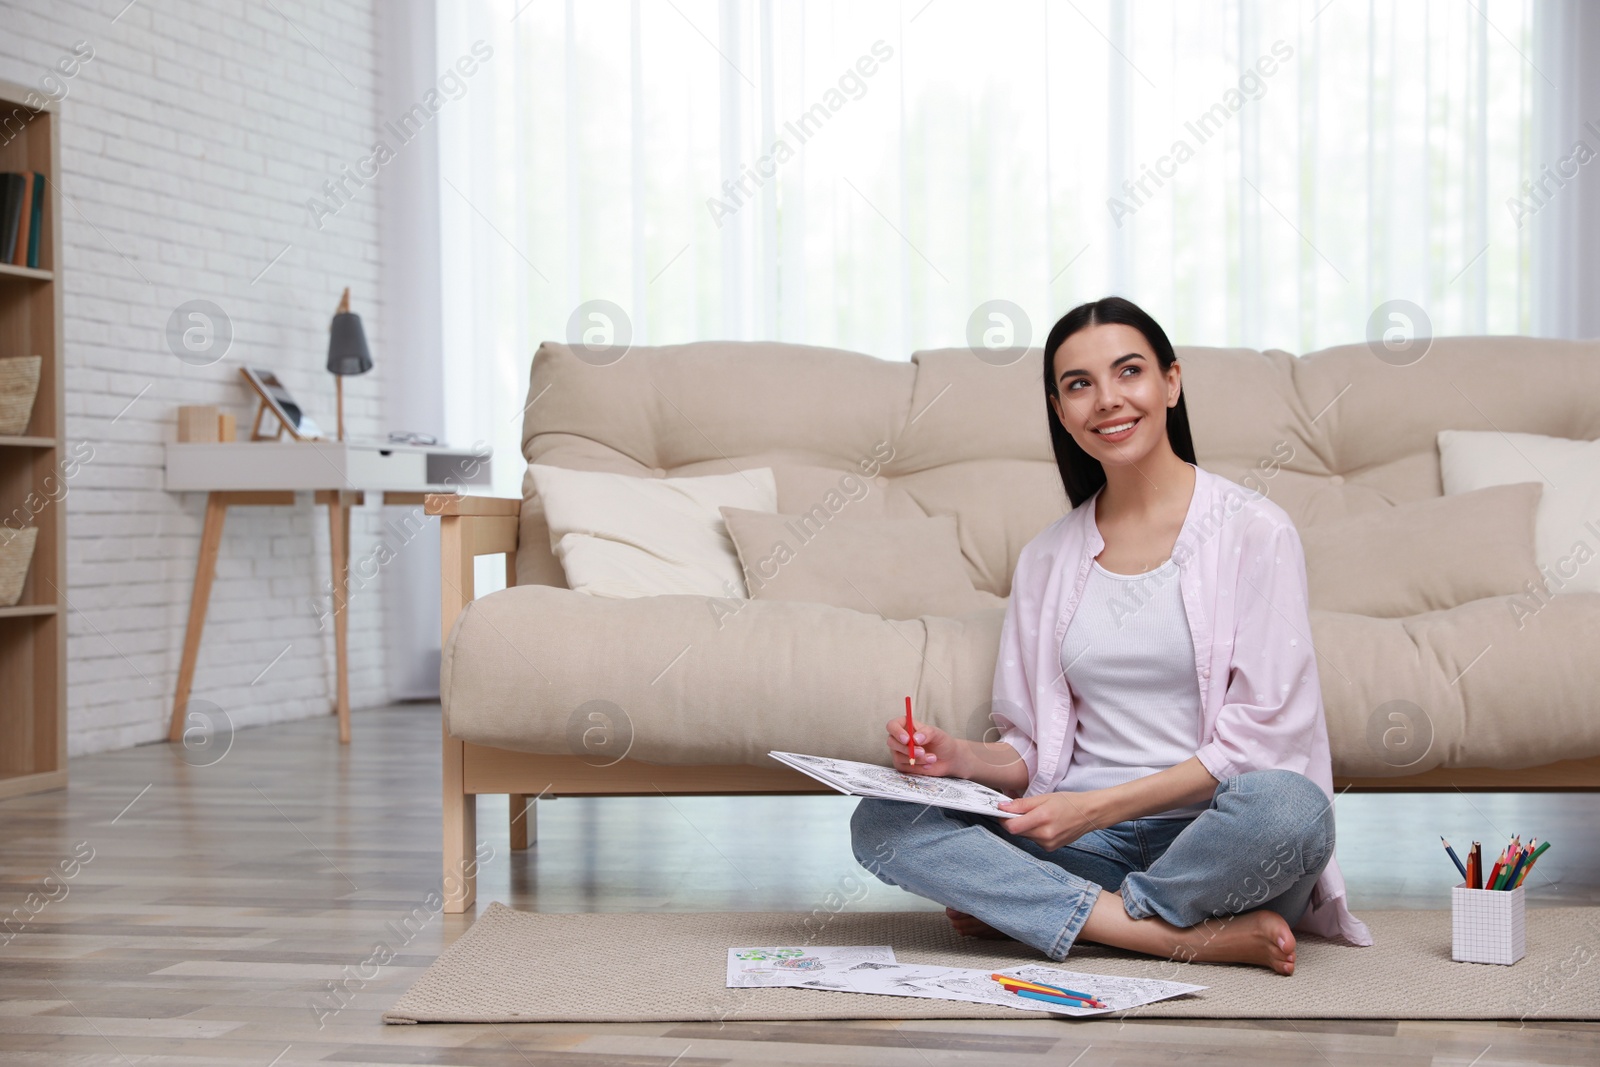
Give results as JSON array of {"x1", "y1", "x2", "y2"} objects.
[{"x1": 1057, "y1": 557, "x2": 1208, "y2": 818}]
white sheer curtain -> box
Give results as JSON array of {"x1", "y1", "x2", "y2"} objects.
[
  {"x1": 1532, "y1": 0, "x2": 1600, "y2": 341},
  {"x1": 436, "y1": 0, "x2": 1546, "y2": 498}
]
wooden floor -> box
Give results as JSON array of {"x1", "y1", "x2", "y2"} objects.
[{"x1": 2, "y1": 704, "x2": 1598, "y2": 1066}]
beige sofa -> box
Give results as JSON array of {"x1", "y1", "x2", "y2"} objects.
[{"x1": 429, "y1": 336, "x2": 1600, "y2": 912}]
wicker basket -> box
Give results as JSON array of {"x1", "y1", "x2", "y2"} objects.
[
  {"x1": 0, "y1": 356, "x2": 43, "y2": 436},
  {"x1": 0, "y1": 526, "x2": 39, "y2": 607}
]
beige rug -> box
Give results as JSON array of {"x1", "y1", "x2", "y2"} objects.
[{"x1": 385, "y1": 902, "x2": 1600, "y2": 1022}]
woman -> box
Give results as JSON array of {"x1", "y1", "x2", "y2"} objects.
[{"x1": 851, "y1": 297, "x2": 1372, "y2": 974}]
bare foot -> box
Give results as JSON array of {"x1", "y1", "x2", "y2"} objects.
[
  {"x1": 1080, "y1": 892, "x2": 1299, "y2": 975},
  {"x1": 1169, "y1": 910, "x2": 1298, "y2": 975},
  {"x1": 945, "y1": 906, "x2": 1015, "y2": 941}
]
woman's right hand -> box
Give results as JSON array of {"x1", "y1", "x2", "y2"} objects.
[{"x1": 885, "y1": 715, "x2": 965, "y2": 778}]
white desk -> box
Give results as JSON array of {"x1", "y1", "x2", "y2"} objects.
[{"x1": 164, "y1": 440, "x2": 491, "y2": 743}]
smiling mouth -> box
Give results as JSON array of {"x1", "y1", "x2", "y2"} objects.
[{"x1": 1092, "y1": 417, "x2": 1141, "y2": 439}]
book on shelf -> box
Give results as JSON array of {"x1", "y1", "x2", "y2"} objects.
[
  {"x1": 12, "y1": 171, "x2": 32, "y2": 267},
  {"x1": 0, "y1": 173, "x2": 23, "y2": 263},
  {"x1": 1, "y1": 172, "x2": 44, "y2": 268},
  {"x1": 26, "y1": 172, "x2": 43, "y2": 268}
]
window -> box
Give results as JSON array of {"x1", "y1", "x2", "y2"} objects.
[{"x1": 438, "y1": 0, "x2": 1544, "y2": 494}]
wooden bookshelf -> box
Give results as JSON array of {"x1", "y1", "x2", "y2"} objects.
[{"x1": 0, "y1": 78, "x2": 66, "y2": 799}]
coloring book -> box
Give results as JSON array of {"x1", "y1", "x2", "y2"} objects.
[{"x1": 769, "y1": 751, "x2": 1021, "y2": 819}]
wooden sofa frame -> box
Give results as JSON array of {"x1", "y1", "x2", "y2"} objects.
[{"x1": 429, "y1": 494, "x2": 1600, "y2": 913}]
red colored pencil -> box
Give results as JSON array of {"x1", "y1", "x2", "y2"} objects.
[{"x1": 904, "y1": 695, "x2": 916, "y2": 766}]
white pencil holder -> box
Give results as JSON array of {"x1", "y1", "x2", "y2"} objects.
[{"x1": 1451, "y1": 883, "x2": 1525, "y2": 965}]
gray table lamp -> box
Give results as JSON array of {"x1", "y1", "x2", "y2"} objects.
[{"x1": 327, "y1": 287, "x2": 372, "y2": 441}]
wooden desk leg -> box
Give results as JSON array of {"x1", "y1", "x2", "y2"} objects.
[
  {"x1": 326, "y1": 495, "x2": 352, "y2": 744},
  {"x1": 170, "y1": 493, "x2": 229, "y2": 742}
]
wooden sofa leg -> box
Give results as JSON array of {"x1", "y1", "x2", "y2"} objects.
[
  {"x1": 443, "y1": 784, "x2": 476, "y2": 912},
  {"x1": 509, "y1": 794, "x2": 536, "y2": 850},
  {"x1": 442, "y1": 727, "x2": 476, "y2": 914},
  {"x1": 433, "y1": 498, "x2": 522, "y2": 913}
]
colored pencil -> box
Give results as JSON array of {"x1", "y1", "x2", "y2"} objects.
[
  {"x1": 904, "y1": 695, "x2": 915, "y2": 765},
  {"x1": 1515, "y1": 839, "x2": 1552, "y2": 887},
  {"x1": 1485, "y1": 853, "x2": 1505, "y2": 892},
  {"x1": 998, "y1": 980, "x2": 1088, "y2": 1001},
  {"x1": 992, "y1": 979, "x2": 1094, "y2": 1004},
  {"x1": 1013, "y1": 988, "x2": 1106, "y2": 1010},
  {"x1": 1496, "y1": 840, "x2": 1524, "y2": 890},
  {"x1": 1440, "y1": 836, "x2": 1467, "y2": 880},
  {"x1": 991, "y1": 974, "x2": 1101, "y2": 1003},
  {"x1": 997, "y1": 980, "x2": 1095, "y2": 1003},
  {"x1": 1504, "y1": 844, "x2": 1529, "y2": 883},
  {"x1": 1503, "y1": 847, "x2": 1530, "y2": 890},
  {"x1": 1031, "y1": 982, "x2": 1100, "y2": 1002}
]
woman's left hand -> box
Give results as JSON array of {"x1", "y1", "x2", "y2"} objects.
[{"x1": 997, "y1": 791, "x2": 1109, "y2": 852}]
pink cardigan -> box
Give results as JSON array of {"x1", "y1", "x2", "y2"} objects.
[{"x1": 991, "y1": 463, "x2": 1373, "y2": 946}]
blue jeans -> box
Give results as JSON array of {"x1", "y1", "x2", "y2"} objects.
[{"x1": 850, "y1": 768, "x2": 1335, "y2": 961}]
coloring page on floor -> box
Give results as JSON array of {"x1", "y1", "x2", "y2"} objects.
[
  {"x1": 726, "y1": 946, "x2": 1205, "y2": 1015},
  {"x1": 726, "y1": 945, "x2": 898, "y2": 988}
]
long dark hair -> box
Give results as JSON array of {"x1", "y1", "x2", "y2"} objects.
[{"x1": 1042, "y1": 297, "x2": 1198, "y2": 508}]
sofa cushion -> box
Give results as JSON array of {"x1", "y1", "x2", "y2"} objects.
[
  {"x1": 1310, "y1": 591, "x2": 1600, "y2": 776},
  {"x1": 443, "y1": 584, "x2": 1007, "y2": 768},
  {"x1": 721, "y1": 507, "x2": 1004, "y2": 620},
  {"x1": 527, "y1": 464, "x2": 776, "y2": 598},
  {"x1": 1299, "y1": 482, "x2": 1544, "y2": 617},
  {"x1": 1439, "y1": 429, "x2": 1600, "y2": 595},
  {"x1": 442, "y1": 583, "x2": 1600, "y2": 777}
]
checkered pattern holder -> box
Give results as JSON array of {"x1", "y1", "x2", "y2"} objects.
[{"x1": 1451, "y1": 883, "x2": 1526, "y2": 965}]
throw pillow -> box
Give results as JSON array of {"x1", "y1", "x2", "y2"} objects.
[
  {"x1": 529, "y1": 465, "x2": 777, "y2": 598},
  {"x1": 771, "y1": 463, "x2": 927, "y2": 521},
  {"x1": 719, "y1": 506, "x2": 1003, "y2": 619},
  {"x1": 1438, "y1": 429, "x2": 1600, "y2": 595},
  {"x1": 1299, "y1": 482, "x2": 1544, "y2": 617}
]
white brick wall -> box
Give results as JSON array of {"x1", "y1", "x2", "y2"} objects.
[{"x1": 1, "y1": 0, "x2": 398, "y2": 755}]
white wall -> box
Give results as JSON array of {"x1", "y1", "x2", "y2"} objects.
[
  {"x1": 376, "y1": 0, "x2": 446, "y2": 700},
  {"x1": 0, "y1": 0, "x2": 392, "y2": 754}
]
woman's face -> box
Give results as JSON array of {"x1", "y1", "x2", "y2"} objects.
[{"x1": 1048, "y1": 322, "x2": 1181, "y2": 464}]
